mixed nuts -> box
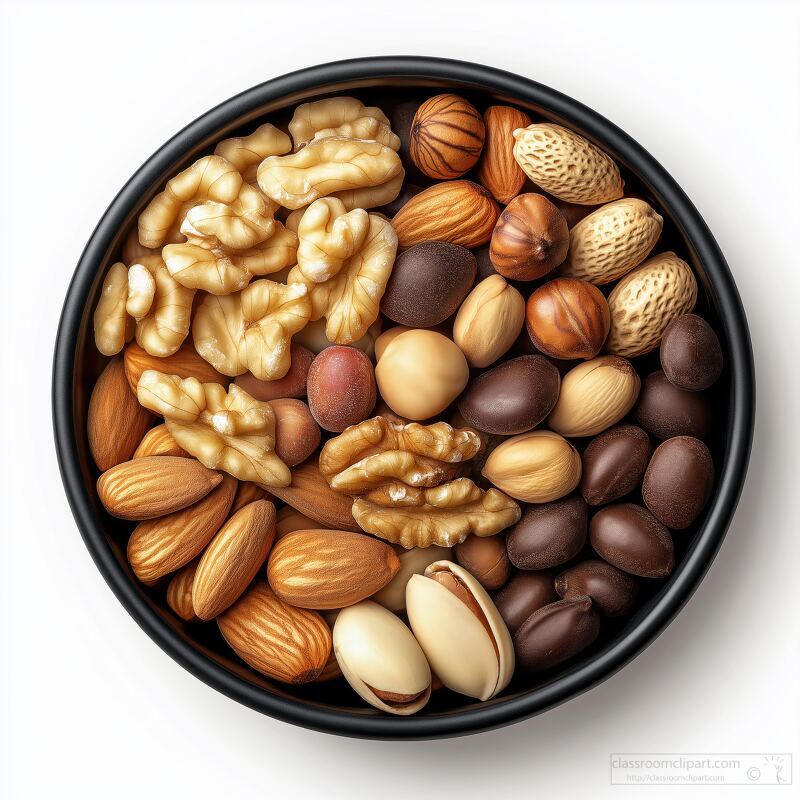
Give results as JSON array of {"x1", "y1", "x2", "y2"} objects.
[{"x1": 86, "y1": 89, "x2": 725, "y2": 716}]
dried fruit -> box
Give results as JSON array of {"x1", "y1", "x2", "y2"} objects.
[{"x1": 476, "y1": 105, "x2": 533, "y2": 204}]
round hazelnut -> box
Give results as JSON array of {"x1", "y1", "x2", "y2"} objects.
[
  {"x1": 234, "y1": 342, "x2": 313, "y2": 401},
  {"x1": 375, "y1": 330, "x2": 469, "y2": 420},
  {"x1": 271, "y1": 398, "x2": 321, "y2": 467},
  {"x1": 375, "y1": 326, "x2": 412, "y2": 361},
  {"x1": 489, "y1": 193, "x2": 569, "y2": 281},
  {"x1": 455, "y1": 535, "x2": 511, "y2": 590},
  {"x1": 526, "y1": 277, "x2": 610, "y2": 359},
  {"x1": 307, "y1": 346, "x2": 377, "y2": 432}
]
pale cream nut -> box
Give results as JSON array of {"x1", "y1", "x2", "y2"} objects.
[
  {"x1": 214, "y1": 123, "x2": 292, "y2": 182},
  {"x1": 371, "y1": 546, "x2": 453, "y2": 613},
  {"x1": 125, "y1": 263, "x2": 156, "y2": 319},
  {"x1": 289, "y1": 97, "x2": 396, "y2": 149},
  {"x1": 94, "y1": 262, "x2": 134, "y2": 356}
]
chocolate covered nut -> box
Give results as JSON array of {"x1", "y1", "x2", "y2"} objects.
[
  {"x1": 634, "y1": 370, "x2": 713, "y2": 440},
  {"x1": 382, "y1": 242, "x2": 477, "y2": 327},
  {"x1": 514, "y1": 596, "x2": 600, "y2": 672},
  {"x1": 642, "y1": 436, "x2": 714, "y2": 529},
  {"x1": 455, "y1": 535, "x2": 511, "y2": 590},
  {"x1": 234, "y1": 342, "x2": 313, "y2": 401},
  {"x1": 457, "y1": 355, "x2": 561, "y2": 435},
  {"x1": 506, "y1": 495, "x2": 588, "y2": 570},
  {"x1": 590, "y1": 503, "x2": 675, "y2": 578},
  {"x1": 580, "y1": 424, "x2": 652, "y2": 506},
  {"x1": 660, "y1": 314, "x2": 723, "y2": 391},
  {"x1": 555, "y1": 559, "x2": 639, "y2": 616},
  {"x1": 493, "y1": 571, "x2": 558, "y2": 634}
]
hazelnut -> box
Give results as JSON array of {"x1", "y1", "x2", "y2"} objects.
[
  {"x1": 455, "y1": 535, "x2": 511, "y2": 590},
  {"x1": 526, "y1": 277, "x2": 610, "y2": 359},
  {"x1": 271, "y1": 398, "x2": 321, "y2": 467},
  {"x1": 489, "y1": 194, "x2": 569, "y2": 281},
  {"x1": 234, "y1": 342, "x2": 314, "y2": 401}
]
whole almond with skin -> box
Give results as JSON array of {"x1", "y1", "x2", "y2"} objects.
[
  {"x1": 193, "y1": 499, "x2": 276, "y2": 620},
  {"x1": 267, "y1": 529, "x2": 401, "y2": 609},
  {"x1": 477, "y1": 105, "x2": 532, "y2": 204},
  {"x1": 275, "y1": 506, "x2": 317, "y2": 540},
  {"x1": 166, "y1": 561, "x2": 199, "y2": 622},
  {"x1": 97, "y1": 456, "x2": 223, "y2": 520},
  {"x1": 392, "y1": 180, "x2": 500, "y2": 250},
  {"x1": 266, "y1": 460, "x2": 360, "y2": 531},
  {"x1": 218, "y1": 581, "x2": 331, "y2": 683},
  {"x1": 88, "y1": 358, "x2": 152, "y2": 470},
  {"x1": 123, "y1": 341, "x2": 226, "y2": 395},
  {"x1": 127, "y1": 474, "x2": 237, "y2": 582},
  {"x1": 133, "y1": 424, "x2": 189, "y2": 458},
  {"x1": 229, "y1": 481, "x2": 270, "y2": 515}
]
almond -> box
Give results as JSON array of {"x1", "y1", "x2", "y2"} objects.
[
  {"x1": 127, "y1": 475, "x2": 237, "y2": 582},
  {"x1": 133, "y1": 424, "x2": 189, "y2": 458},
  {"x1": 267, "y1": 529, "x2": 401, "y2": 609},
  {"x1": 166, "y1": 561, "x2": 200, "y2": 621},
  {"x1": 267, "y1": 460, "x2": 360, "y2": 531},
  {"x1": 192, "y1": 499, "x2": 276, "y2": 620},
  {"x1": 88, "y1": 357, "x2": 153, "y2": 470},
  {"x1": 97, "y1": 456, "x2": 223, "y2": 520},
  {"x1": 229, "y1": 481, "x2": 271, "y2": 515},
  {"x1": 123, "y1": 341, "x2": 226, "y2": 396},
  {"x1": 275, "y1": 506, "x2": 317, "y2": 540},
  {"x1": 218, "y1": 581, "x2": 331, "y2": 683},
  {"x1": 476, "y1": 105, "x2": 532, "y2": 204},
  {"x1": 391, "y1": 180, "x2": 500, "y2": 250}
]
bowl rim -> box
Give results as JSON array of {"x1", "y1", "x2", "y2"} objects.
[{"x1": 52, "y1": 55, "x2": 755, "y2": 739}]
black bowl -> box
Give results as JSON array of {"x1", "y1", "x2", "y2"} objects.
[{"x1": 52, "y1": 56, "x2": 755, "y2": 739}]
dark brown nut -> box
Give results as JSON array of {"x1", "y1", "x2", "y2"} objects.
[
  {"x1": 590, "y1": 503, "x2": 675, "y2": 578},
  {"x1": 388, "y1": 100, "x2": 427, "y2": 183},
  {"x1": 492, "y1": 571, "x2": 558, "y2": 634},
  {"x1": 580, "y1": 424, "x2": 652, "y2": 506},
  {"x1": 234, "y1": 342, "x2": 314, "y2": 401},
  {"x1": 410, "y1": 93, "x2": 485, "y2": 180},
  {"x1": 381, "y1": 242, "x2": 477, "y2": 327},
  {"x1": 474, "y1": 245, "x2": 498, "y2": 281},
  {"x1": 642, "y1": 436, "x2": 714, "y2": 529},
  {"x1": 634, "y1": 370, "x2": 713, "y2": 440},
  {"x1": 555, "y1": 559, "x2": 639, "y2": 616},
  {"x1": 525, "y1": 277, "x2": 610, "y2": 360},
  {"x1": 457, "y1": 355, "x2": 561, "y2": 435},
  {"x1": 506, "y1": 495, "x2": 588, "y2": 570},
  {"x1": 307, "y1": 346, "x2": 377, "y2": 432},
  {"x1": 455, "y1": 535, "x2": 511, "y2": 590},
  {"x1": 271, "y1": 399, "x2": 321, "y2": 467},
  {"x1": 660, "y1": 314, "x2": 723, "y2": 391},
  {"x1": 514, "y1": 596, "x2": 600, "y2": 672},
  {"x1": 489, "y1": 194, "x2": 569, "y2": 281}
]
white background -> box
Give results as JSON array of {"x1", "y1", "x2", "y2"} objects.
[{"x1": 2, "y1": 0, "x2": 799, "y2": 797}]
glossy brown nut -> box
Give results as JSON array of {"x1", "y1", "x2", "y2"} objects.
[
  {"x1": 455, "y1": 535, "x2": 511, "y2": 591},
  {"x1": 590, "y1": 503, "x2": 675, "y2": 578},
  {"x1": 271, "y1": 398, "x2": 321, "y2": 467},
  {"x1": 555, "y1": 559, "x2": 639, "y2": 616},
  {"x1": 381, "y1": 242, "x2": 477, "y2": 327},
  {"x1": 660, "y1": 314, "x2": 723, "y2": 391},
  {"x1": 634, "y1": 370, "x2": 713, "y2": 440},
  {"x1": 306, "y1": 346, "x2": 376, "y2": 432},
  {"x1": 514, "y1": 596, "x2": 600, "y2": 672},
  {"x1": 526, "y1": 278, "x2": 610, "y2": 360},
  {"x1": 457, "y1": 355, "x2": 561, "y2": 435},
  {"x1": 492, "y1": 571, "x2": 558, "y2": 634},
  {"x1": 234, "y1": 342, "x2": 313, "y2": 401},
  {"x1": 642, "y1": 436, "x2": 714, "y2": 529},
  {"x1": 580, "y1": 424, "x2": 652, "y2": 506},
  {"x1": 489, "y1": 194, "x2": 569, "y2": 281}
]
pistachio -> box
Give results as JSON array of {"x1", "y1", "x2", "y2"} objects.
[
  {"x1": 406, "y1": 561, "x2": 514, "y2": 701},
  {"x1": 333, "y1": 601, "x2": 431, "y2": 716},
  {"x1": 371, "y1": 545, "x2": 452, "y2": 613}
]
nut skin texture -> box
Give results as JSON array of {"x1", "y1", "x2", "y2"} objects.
[
  {"x1": 133, "y1": 424, "x2": 189, "y2": 459},
  {"x1": 381, "y1": 242, "x2": 477, "y2": 327},
  {"x1": 453, "y1": 275, "x2": 525, "y2": 368},
  {"x1": 634, "y1": 370, "x2": 713, "y2": 441},
  {"x1": 457, "y1": 355, "x2": 561, "y2": 435},
  {"x1": 166, "y1": 561, "x2": 199, "y2": 622},
  {"x1": 513, "y1": 596, "x2": 601, "y2": 672},
  {"x1": 555, "y1": 559, "x2": 639, "y2": 617},
  {"x1": 372, "y1": 545, "x2": 453, "y2": 613},
  {"x1": 590, "y1": 503, "x2": 675, "y2": 578},
  {"x1": 124, "y1": 341, "x2": 226, "y2": 396},
  {"x1": 270, "y1": 399, "x2": 321, "y2": 467},
  {"x1": 375, "y1": 330, "x2": 469, "y2": 421},
  {"x1": 642, "y1": 436, "x2": 714, "y2": 529},
  {"x1": 234, "y1": 343, "x2": 314, "y2": 401},
  {"x1": 476, "y1": 105, "x2": 533, "y2": 204},
  {"x1": 392, "y1": 180, "x2": 500, "y2": 250},
  {"x1": 455, "y1": 535, "x2": 511, "y2": 591},
  {"x1": 410, "y1": 93, "x2": 485, "y2": 180},
  {"x1": 492, "y1": 571, "x2": 558, "y2": 635},
  {"x1": 490, "y1": 194, "x2": 569, "y2": 281},
  {"x1": 307, "y1": 346, "x2": 377, "y2": 432},
  {"x1": 660, "y1": 314, "x2": 723, "y2": 391},
  {"x1": 506, "y1": 495, "x2": 589, "y2": 570},
  {"x1": 482, "y1": 430, "x2": 582, "y2": 504},
  {"x1": 581, "y1": 424, "x2": 652, "y2": 506},
  {"x1": 526, "y1": 278, "x2": 610, "y2": 360}
]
